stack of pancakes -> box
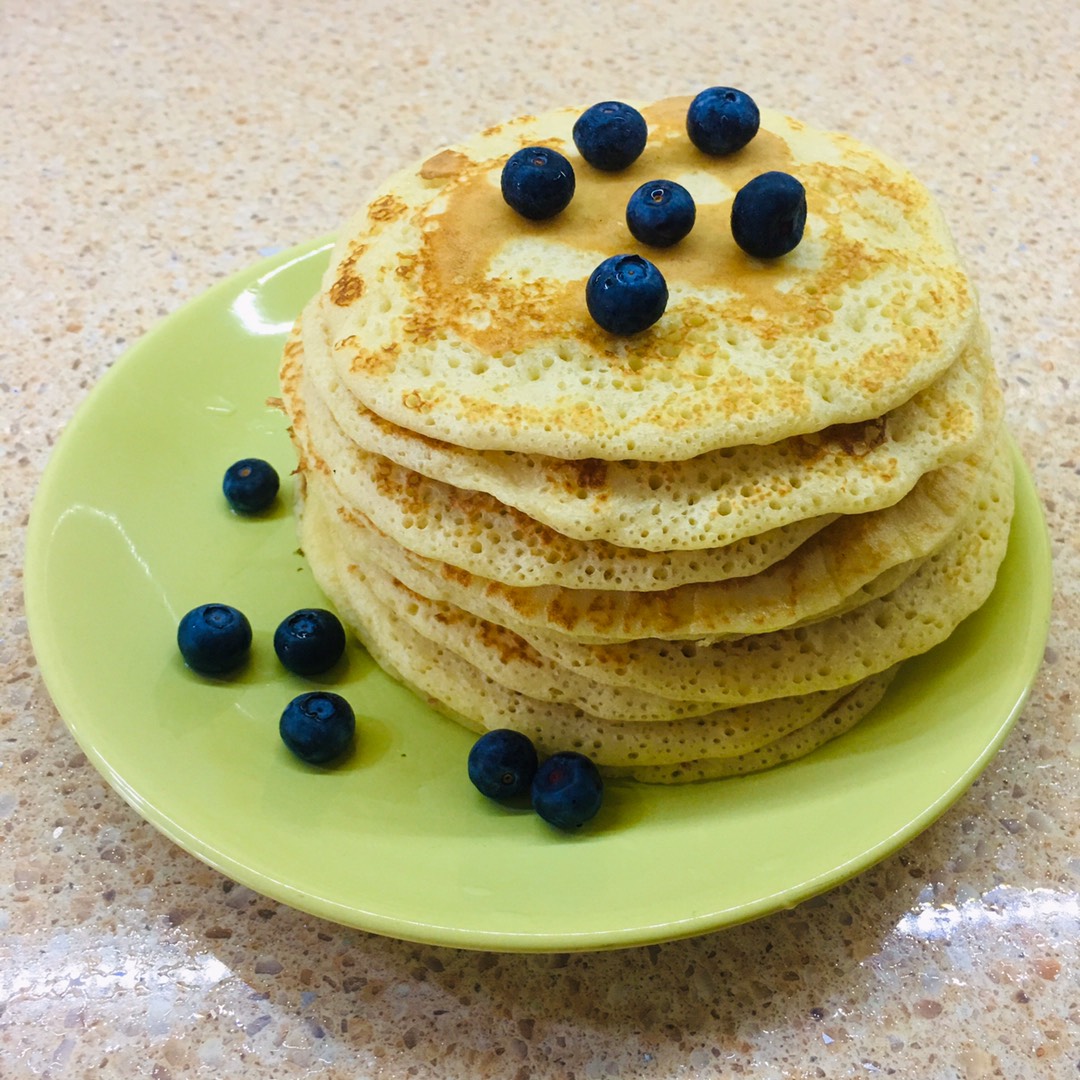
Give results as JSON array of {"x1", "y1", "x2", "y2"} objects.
[{"x1": 279, "y1": 96, "x2": 1013, "y2": 783}]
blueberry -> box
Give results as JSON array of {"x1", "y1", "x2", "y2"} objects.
[
  {"x1": 572, "y1": 101, "x2": 648, "y2": 171},
  {"x1": 626, "y1": 179, "x2": 696, "y2": 247},
  {"x1": 279, "y1": 691, "x2": 355, "y2": 764},
  {"x1": 223, "y1": 458, "x2": 279, "y2": 514},
  {"x1": 730, "y1": 171, "x2": 807, "y2": 258},
  {"x1": 501, "y1": 146, "x2": 576, "y2": 220},
  {"x1": 468, "y1": 729, "x2": 539, "y2": 800},
  {"x1": 531, "y1": 751, "x2": 604, "y2": 830},
  {"x1": 177, "y1": 603, "x2": 252, "y2": 675},
  {"x1": 274, "y1": 608, "x2": 346, "y2": 676},
  {"x1": 686, "y1": 86, "x2": 760, "y2": 156},
  {"x1": 585, "y1": 254, "x2": 668, "y2": 335}
]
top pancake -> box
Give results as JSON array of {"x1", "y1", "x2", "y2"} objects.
[{"x1": 317, "y1": 97, "x2": 977, "y2": 461}]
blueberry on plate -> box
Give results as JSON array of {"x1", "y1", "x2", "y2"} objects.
[
  {"x1": 626, "y1": 179, "x2": 696, "y2": 247},
  {"x1": 274, "y1": 608, "x2": 346, "y2": 676},
  {"x1": 177, "y1": 603, "x2": 252, "y2": 675},
  {"x1": 468, "y1": 729, "x2": 539, "y2": 800},
  {"x1": 223, "y1": 458, "x2": 279, "y2": 514},
  {"x1": 686, "y1": 86, "x2": 760, "y2": 156},
  {"x1": 572, "y1": 101, "x2": 648, "y2": 171},
  {"x1": 501, "y1": 146, "x2": 576, "y2": 220},
  {"x1": 531, "y1": 751, "x2": 604, "y2": 830},
  {"x1": 279, "y1": 691, "x2": 355, "y2": 764},
  {"x1": 730, "y1": 171, "x2": 807, "y2": 258},
  {"x1": 585, "y1": 254, "x2": 668, "y2": 335}
]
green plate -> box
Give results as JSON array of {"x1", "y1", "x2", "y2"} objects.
[{"x1": 25, "y1": 238, "x2": 1052, "y2": 953}]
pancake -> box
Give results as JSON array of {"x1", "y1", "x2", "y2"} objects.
[
  {"x1": 314, "y1": 99, "x2": 977, "y2": 460},
  {"x1": 300, "y1": 428, "x2": 996, "y2": 644},
  {"x1": 293, "y1": 314, "x2": 998, "y2": 550}
]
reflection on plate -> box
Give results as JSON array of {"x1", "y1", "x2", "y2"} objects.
[{"x1": 25, "y1": 238, "x2": 1052, "y2": 952}]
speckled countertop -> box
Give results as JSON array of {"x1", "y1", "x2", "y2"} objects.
[{"x1": 3, "y1": 1, "x2": 1078, "y2": 1076}]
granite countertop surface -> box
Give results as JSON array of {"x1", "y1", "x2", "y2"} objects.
[{"x1": 3, "y1": 1, "x2": 1077, "y2": 1076}]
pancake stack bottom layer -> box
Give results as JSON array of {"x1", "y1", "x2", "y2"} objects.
[{"x1": 279, "y1": 98, "x2": 1015, "y2": 783}]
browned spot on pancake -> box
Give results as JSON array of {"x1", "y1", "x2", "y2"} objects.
[
  {"x1": 344, "y1": 340, "x2": 400, "y2": 376},
  {"x1": 449, "y1": 394, "x2": 615, "y2": 461},
  {"x1": 639, "y1": 95, "x2": 694, "y2": 135},
  {"x1": 370, "y1": 456, "x2": 422, "y2": 509},
  {"x1": 537, "y1": 590, "x2": 587, "y2": 633},
  {"x1": 329, "y1": 271, "x2": 365, "y2": 306},
  {"x1": 402, "y1": 388, "x2": 438, "y2": 413},
  {"x1": 368, "y1": 193, "x2": 408, "y2": 223},
  {"x1": 395, "y1": 253, "x2": 420, "y2": 280},
  {"x1": 338, "y1": 501, "x2": 375, "y2": 533},
  {"x1": 403, "y1": 572, "x2": 544, "y2": 668},
  {"x1": 842, "y1": 147, "x2": 928, "y2": 214},
  {"x1": 574, "y1": 458, "x2": 608, "y2": 489},
  {"x1": 328, "y1": 243, "x2": 370, "y2": 306},
  {"x1": 419, "y1": 149, "x2": 471, "y2": 180},
  {"x1": 361, "y1": 401, "x2": 449, "y2": 451},
  {"x1": 440, "y1": 562, "x2": 473, "y2": 587},
  {"x1": 475, "y1": 618, "x2": 544, "y2": 667},
  {"x1": 402, "y1": 310, "x2": 441, "y2": 344},
  {"x1": 281, "y1": 333, "x2": 303, "y2": 361}
]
